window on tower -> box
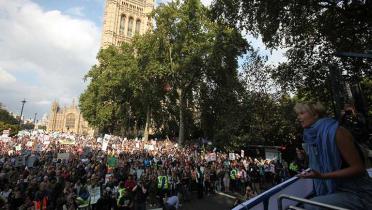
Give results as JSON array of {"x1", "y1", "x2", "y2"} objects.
[
  {"x1": 135, "y1": 19, "x2": 141, "y2": 34},
  {"x1": 119, "y1": 15, "x2": 126, "y2": 35},
  {"x1": 128, "y1": 17, "x2": 134, "y2": 37}
]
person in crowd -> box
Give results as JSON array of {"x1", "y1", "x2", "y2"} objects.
[
  {"x1": 95, "y1": 187, "x2": 114, "y2": 210},
  {"x1": 340, "y1": 103, "x2": 368, "y2": 144},
  {"x1": 222, "y1": 167, "x2": 230, "y2": 193},
  {"x1": 295, "y1": 101, "x2": 372, "y2": 210},
  {"x1": 232, "y1": 185, "x2": 257, "y2": 208},
  {"x1": 157, "y1": 170, "x2": 169, "y2": 207},
  {"x1": 163, "y1": 194, "x2": 180, "y2": 210},
  {"x1": 132, "y1": 178, "x2": 147, "y2": 210},
  {"x1": 196, "y1": 166, "x2": 204, "y2": 198},
  {"x1": 0, "y1": 129, "x2": 307, "y2": 210}
]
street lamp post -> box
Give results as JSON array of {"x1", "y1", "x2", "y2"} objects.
[
  {"x1": 33, "y1": 112, "x2": 37, "y2": 129},
  {"x1": 19, "y1": 99, "x2": 27, "y2": 126}
]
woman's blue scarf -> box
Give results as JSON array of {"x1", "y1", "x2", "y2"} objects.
[{"x1": 303, "y1": 117, "x2": 341, "y2": 196}]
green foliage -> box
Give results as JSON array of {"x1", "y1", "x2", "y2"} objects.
[
  {"x1": 0, "y1": 104, "x2": 20, "y2": 135},
  {"x1": 0, "y1": 104, "x2": 18, "y2": 125},
  {"x1": 80, "y1": 44, "x2": 140, "y2": 134},
  {"x1": 80, "y1": 0, "x2": 317, "y2": 150},
  {"x1": 360, "y1": 78, "x2": 372, "y2": 117},
  {"x1": 211, "y1": 0, "x2": 372, "y2": 107}
]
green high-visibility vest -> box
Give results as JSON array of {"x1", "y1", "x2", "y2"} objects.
[
  {"x1": 157, "y1": 176, "x2": 169, "y2": 189},
  {"x1": 117, "y1": 187, "x2": 127, "y2": 206},
  {"x1": 230, "y1": 169, "x2": 237, "y2": 180},
  {"x1": 289, "y1": 162, "x2": 298, "y2": 172}
]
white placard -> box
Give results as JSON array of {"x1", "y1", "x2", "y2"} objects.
[
  {"x1": 97, "y1": 137, "x2": 103, "y2": 144},
  {"x1": 2, "y1": 129, "x2": 10, "y2": 137},
  {"x1": 26, "y1": 141, "x2": 33, "y2": 147},
  {"x1": 144, "y1": 144, "x2": 154, "y2": 151},
  {"x1": 241, "y1": 150, "x2": 244, "y2": 158},
  {"x1": 15, "y1": 144, "x2": 22, "y2": 151},
  {"x1": 265, "y1": 149, "x2": 279, "y2": 160},
  {"x1": 1, "y1": 136, "x2": 11, "y2": 142},
  {"x1": 206, "y1": 153, "x2": 216, "y2": 162},
  {"x1": 89, "y1": 186, "x2": 101, "y2": 204},
  {"x1": 229, "y1": 153, "x2": 236, "y2": 160},
  {"x1": 57, "y1": 153, "x2": 70, "y2": 160},
  {"x1": 102, "y1": 142, "x2": 108, "y2": 151}
]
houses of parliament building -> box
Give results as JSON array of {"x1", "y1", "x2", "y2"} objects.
[
  {"x1": 47, "y1": 0, "x2": 154, "y2": 134},
  {"x1": 101, "y1": 0, "x2": 154, "y2": 48}
]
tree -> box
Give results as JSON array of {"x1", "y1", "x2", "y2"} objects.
[
  {"x1": 132, "y1": 33, "x2": 170, "y2": 141},
  {"x1": 153, "y1": 0, "x2": 249, "y2": 145},
  {"x1": 0, "y1": 104, "x2": 18, "y2": 125},
  {"x1": 0, "y1": 103, "x2": 20, "y2": 135},
  {"x1": 211, "y1": 0, "x2": 372, "y2": 109},
  {"x1": 80, "y1": 44, "x2": 139, "y2": 135}
]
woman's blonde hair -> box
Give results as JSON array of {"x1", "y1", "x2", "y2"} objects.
[{"x1": 294, "y1": 101, "x2": 326, "y2": 117}]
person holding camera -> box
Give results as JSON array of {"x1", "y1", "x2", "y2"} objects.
[{"x1": 340, "y1": 103, "x2": 368, "y2": 144}]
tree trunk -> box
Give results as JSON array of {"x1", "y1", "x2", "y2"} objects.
[
  {"x1": 178, "y1": 88, "x2": 185, "y2": 145},
  {"x1": 143, "y1": 105, "x2": 151, "y2": 141}
]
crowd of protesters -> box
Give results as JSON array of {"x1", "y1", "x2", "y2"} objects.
[{"x1": 0, "y1": 130, "x2": 305, "y2": 210}]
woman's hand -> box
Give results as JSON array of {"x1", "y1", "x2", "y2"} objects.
[{"x1": 297, "y1": 170, "x2": 323, "y2": 179}]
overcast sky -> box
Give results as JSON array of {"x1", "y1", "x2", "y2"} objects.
[{"x1": 0, "y1": 0, "x2": 286, "y2": 121}]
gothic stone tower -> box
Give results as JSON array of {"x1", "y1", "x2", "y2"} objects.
[{"x1": 101, "y1": 0, "x2": 154, "y2": 48}]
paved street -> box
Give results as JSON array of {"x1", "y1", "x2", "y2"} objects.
[
  {"x1": 149, "y1": 192, "x2": 237, "y2": 210},
  {"x1": 181, "y1": 193, "x2": 236, "y2": 210}
]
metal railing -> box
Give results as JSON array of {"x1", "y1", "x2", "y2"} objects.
[{"x1": 278, "y1": 194, "x2": 350, "y2": 210}]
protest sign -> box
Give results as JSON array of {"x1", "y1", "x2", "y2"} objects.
[
  {"x1": 97, "y1": 137, "x2": 103, "y2": 144},
  {"x1": 265, "y1": 149, "x2": 280, "y2": 161},
  {"x1": 89, "y1": 186, "x2": 101, "y2": 204},
  {"x1": 2, "y1": 129, "x2": 10, "y2": 137},
  {"x1": 102, "y1": 141, "x2": 108, "y2": 151},
  {"x1": 0, "y1": 136, "x2": 11, "y2": 142},
  {"x1": 57, "y1": 153, "x2": 70, "y2": 160},
  {"x1": 241, "y1": 150, "x2": 244, "y2": 158},
  {"x1": 15, "y1": 145, "x2": 22, "y2": 151},
  {"x1": 207, "y1": 153, "x2": 217, "y2": 162},
  {"x1": 144, "y1": 144, "x2": 154, "y2": 151},
  {"x1": 229, "y1": 153, "x2": 236, "y2": 160},
  {"x1": 59, "y1": 139, "x2": 76, "y2": 145},
  {"x1": 26, "y1": 141, "x2": 33, "y2": 147}
]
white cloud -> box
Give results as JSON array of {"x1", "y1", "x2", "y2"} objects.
[
  {"x1": 0, "y1": 68, "x2": 16, "y2": 84},
  {"x1": 65, "y1": 7, "x2": 85, "y2": 17},
  {"x1": 0, "y1": 0, "x2": 100, "y2": 119}
]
